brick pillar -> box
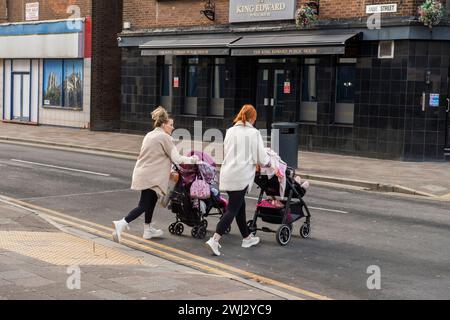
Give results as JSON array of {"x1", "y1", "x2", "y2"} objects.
[{"x1": 90, "y1": 0, "x2": 123, "y2": 131}]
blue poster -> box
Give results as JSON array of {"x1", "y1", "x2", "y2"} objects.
[
  {"x1": 43, "y1": 60, "x2": 63, "y2": 106},
  {"x1": 429, "y1": 93, "x2": 440, "y2": 107},
  {"x1": 63, "y1": 60, "x2": 83, "y2": 108}
]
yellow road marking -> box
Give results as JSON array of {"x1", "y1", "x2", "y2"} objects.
[
  {"x1": 1, "y1": 195, "x2": 332, "y2": 300},
  {"x1": 36, "y1": 212, "x2": 302, "y2": 300}
]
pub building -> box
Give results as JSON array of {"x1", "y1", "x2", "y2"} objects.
[{"x1": 119, "y1": 0, "x2": 450, "y2": 161}]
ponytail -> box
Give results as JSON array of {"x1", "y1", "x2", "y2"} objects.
[{"x1": 233, "y1": 104, "x2": 257, "y2": 126}]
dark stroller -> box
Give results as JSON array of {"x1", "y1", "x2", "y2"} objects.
[
  {"x1": 168, "y1": 151, "x2": 229, "y2": 240},
  {"x1": 247, "y1": 167, "x2": 312, "y2": 246}
]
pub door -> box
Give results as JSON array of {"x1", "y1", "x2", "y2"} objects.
[{"x1": 256, "y1": 63, "x2": 294, "y2": 135}]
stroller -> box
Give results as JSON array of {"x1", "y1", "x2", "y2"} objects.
[
  {"x1": 247, "y1": 167, "x2": 312, "y2": 246},
  {"x1": 168, "y1": 151, "x2": 229, "y2": 240}
]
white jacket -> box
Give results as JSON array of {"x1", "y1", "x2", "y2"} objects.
[{"x1": 219, "y1": 122, "x2": 271, "y2": 192}]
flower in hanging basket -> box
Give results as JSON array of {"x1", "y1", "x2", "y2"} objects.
[
  {"x1": 418, "y1": 0, "x2": 444, "y2": 30},
  {"x1": 296, "y1": 4, "x2": 319, "y2": 29}
]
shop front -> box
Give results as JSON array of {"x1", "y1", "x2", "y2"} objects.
[
  {"x1": 0, "y1": 18, "x2": 91, "y2": 128},
  {"x1": 119, "y1": 0, "x2": 450, "y2": 161},
  {"x1": 120, "y1": 30, "x2": 360, "y2": 136}
]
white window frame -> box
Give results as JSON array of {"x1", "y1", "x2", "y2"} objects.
[{"x1": 378, "y1": 40, "x2": 395, "y2": 59}]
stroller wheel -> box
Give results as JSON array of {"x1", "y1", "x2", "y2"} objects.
[
  {"x1": 198, "y1": 226, "x2": 207, "y2": 239},
  {"x1": 276, "y1": 225, "x2": 292, "y2": 246},
  {"x1": 169, "y1": 223, "x2": 176, "y2": 235},
  {"x1": 247, "y1": 220, "x2": 257, "y2": 236},
  {"x1": 191, "y1": 226, "x2": 199, "y2": 239},
  {"x1": 175, "y1": 222, "x2": 184, "y2": 236},
  {"x1": 300, "y1": 224, "x2": 311, "y2": 239},
  {"x1": 224, "y1": 225, "x2": 231, "y2": 235},
  {"x1": 201, "y1": 219, "x2": 208, "y2": 230}
]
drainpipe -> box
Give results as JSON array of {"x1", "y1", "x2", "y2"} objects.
[{"x1": 3, "y1": 0, "x2": 8, "y2": 20}]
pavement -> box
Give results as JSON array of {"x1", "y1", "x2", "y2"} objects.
[
  {"x1": 0, "y1": 199, "x2": 287, "y2": 300},
  {"x1": 1, "y1": 122, "x2": 449, "y2": 199}
]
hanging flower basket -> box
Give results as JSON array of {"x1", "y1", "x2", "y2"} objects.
[
  {"x1": 418, "y1": 0, "x2": 444, "y2": 30},
  {"x1": 296, "y1": 1, "x2": 320, "y2": 29}
]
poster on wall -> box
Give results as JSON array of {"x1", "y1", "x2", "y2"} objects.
[
  {"x1": 429, "y1": 93, "x2": 440, "y2": 107},
  {"x1": 64, "y1": 60, "x2": 83, "y2": 108},
  {"x1": 43, "y1": 59, "x2": 83, "y2": 108},
  {"x1": 43, "y1": 60, "x2": 63, "y2": 106},
  {"x1": 284, "y1": 81, "x2": 291, "y2": 94}
]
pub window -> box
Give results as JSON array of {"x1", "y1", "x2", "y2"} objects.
[
  {"x1": 300, "y1": 58, "x2": 318, "y2": 122},
  {"x1": 160, "y1": 56, "x2": 172, "y2": 112},
  {"x1": 302, "y1": 59, "x2": 318, "y2": 102},
  {"x1": 335, "y1": 58, "x2": 356, "y2": 125},
  {"x1": 183, "y1": 57, "x2": 199, "y2": 115},
  {"x1": 186, "y1": 57, "x2": 198, "y2": 98},
  {"x1": 209, "y1": 58, "x2": 225, "y2": 117},
  {"x1": 378, "y1": 41, "x2": 394, "y2": 59}
]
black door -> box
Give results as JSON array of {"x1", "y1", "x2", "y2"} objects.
[
  {"x1": 445, "y1": 96, "x2": 450, "y2": 154},
  {"x1": 256, "y1": 64, "x2": 291, "y2": 135}
]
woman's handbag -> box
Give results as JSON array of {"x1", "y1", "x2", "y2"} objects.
[
  {"x1": 160, "y1": 171, "x2": 180, "y2": 208},
  {"x1": 190, "y1": 175, "x2": 211, "y2": 200}
]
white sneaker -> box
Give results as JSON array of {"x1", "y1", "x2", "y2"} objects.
[
  {"x1": 242, "y1": 235, "x2": 260, "y2": 248},
  {"x1": 205, "y1": 238, "x2": 221, "y2": 256},
  {"x1": 143, "y1": 223, "x2": 164, "y2": 240},
  {"x1": 112, "y1": 218, "x2": 130, "y2": 243}
]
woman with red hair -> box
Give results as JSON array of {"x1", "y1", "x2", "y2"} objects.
[{"x1": 205, "y1": 104, "x2": 275, "y2": 256}]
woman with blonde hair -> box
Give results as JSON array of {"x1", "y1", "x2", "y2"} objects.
[
  {"x1": 113, "y1": 106, "x2": 198, "y2": 242},
  {"x1": 205, "y1": 104, "x2": 276, "y2": 256}
]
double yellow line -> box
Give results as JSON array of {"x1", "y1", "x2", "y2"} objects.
[{"x1": 1, "y1": 195, "x2": 332, "y2": 301}]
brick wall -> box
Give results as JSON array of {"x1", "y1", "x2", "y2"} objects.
[
  {"x1": 90, "y1": 0, "x2": 123, "y2": 131},
  {"x1": 0, "y1": 0, "x2": 6, "y2": 21},
  {"x1": 123, "y1": 0, "x2": 426, "y2": 30},
  {"x1": 0, "y1": 0, "x2": 91, "y2": 23}
]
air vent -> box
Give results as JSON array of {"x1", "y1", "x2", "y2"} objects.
[{"x1": 378, "y1": 40, "x2": 394, "y2": 59}]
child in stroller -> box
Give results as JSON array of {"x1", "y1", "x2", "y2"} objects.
[
  {"x1": 247, "y1": 166, "x2": 312, "y2": 246},
  {"x1": 168, "y1": 151, "x2": 229, "y2": 239}
]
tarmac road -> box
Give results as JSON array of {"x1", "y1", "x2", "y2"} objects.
[{"x1": 0, "y1": 142, "x2": 449, "y2": 300}]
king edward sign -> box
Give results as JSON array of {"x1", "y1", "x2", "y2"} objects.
[{"x1": 229, "y1": 0, "x2": 297, "y2": 23}]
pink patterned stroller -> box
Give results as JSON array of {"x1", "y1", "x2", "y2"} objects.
[{"x1": 168, "y1": 151, "x2": 229, "y2": 239}]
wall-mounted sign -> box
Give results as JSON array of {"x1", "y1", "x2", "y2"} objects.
[
  {"x1": 26, "y1": 2, "x2": 39, "y2": 21},
  {"x1": 231, "y1": 46, "x2": 345, "y2": 56},
  {"x1": 366, "y1": 4, "x2": 397, "y2": 14},
  {"x1": 173, "y1": 77, "x2": 179, "y2": 88},
  {"x1": 141, "y1": 49, "x2": 229, "y2": 56},
  {"x1": 430, "y1": 93, "x2": 440, "y2": 107},
  {"x1": 229, "y1": 0, "x2": 297, "y2": 23},
  {"x1": 284, "y1": 82, "x2": 291, "y2": 94}
]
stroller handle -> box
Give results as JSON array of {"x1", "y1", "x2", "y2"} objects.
[{"x1": 285, "y1": 166, "x2": 296, "y2": 178}]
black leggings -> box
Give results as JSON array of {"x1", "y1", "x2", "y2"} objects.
[
  {"x1": 216, "y1": 188, "x2": 250, "y2": 238},
  {"x1": 125, "y1": 189, "x2": 158, "y2": 224}
]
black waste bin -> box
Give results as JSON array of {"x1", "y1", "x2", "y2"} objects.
[{"x1": 271, "y1": 122, "x2": 299, "y2": 169}]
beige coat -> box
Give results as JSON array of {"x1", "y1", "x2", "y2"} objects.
[{"x1": 131, "y1": 127, "x2": 197, "y2": 197}]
